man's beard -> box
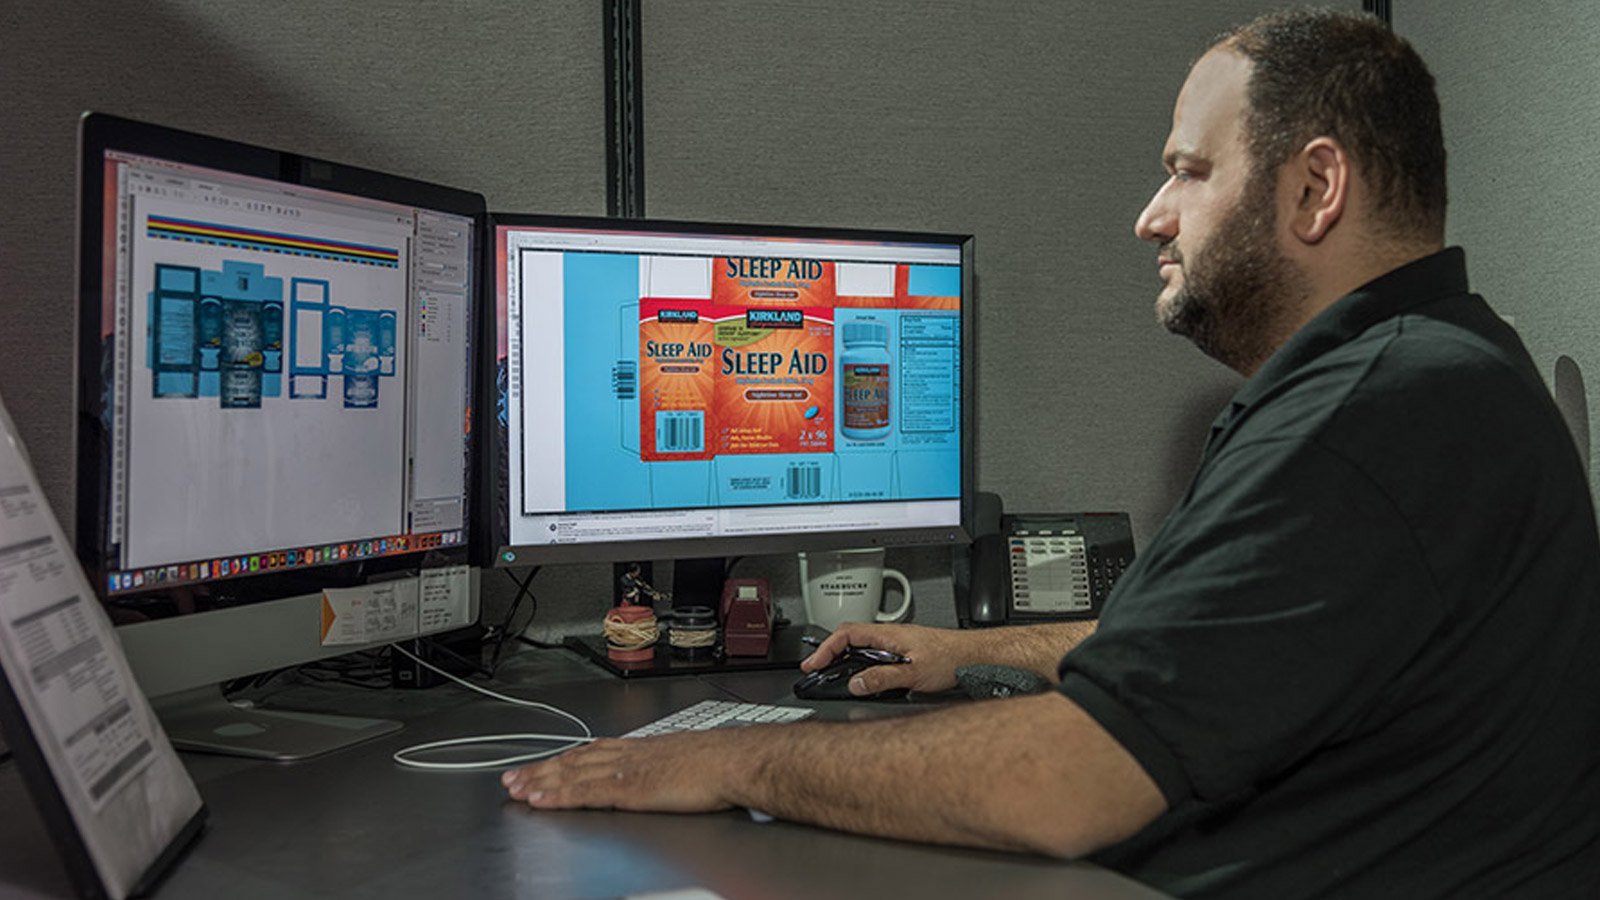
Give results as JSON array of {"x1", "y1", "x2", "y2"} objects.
[{"x1": 1157, "y1": 175, "x2": 1307, "y2": 374}]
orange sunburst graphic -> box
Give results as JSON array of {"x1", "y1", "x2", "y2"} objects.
[
  {"x1": 711, "y1": 307, "x2": 834, "y2": 455},
  {"x1": 900, "y1": 295, "x2": 960, "y2": 310},
  {"x1": 712, "y1": 257, "x2": 837, "y2": 308},
  {"x1": 896, "y1": 263, "x2": 959, "y2": 310}
]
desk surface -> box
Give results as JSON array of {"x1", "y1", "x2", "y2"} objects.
[{"x1": 0, "y1": 643, "x2": 1168, "y2": 900}]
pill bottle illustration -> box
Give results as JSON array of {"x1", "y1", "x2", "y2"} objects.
[{"x1": 841, "y1": 320, "x2": 891, "y2": 441}]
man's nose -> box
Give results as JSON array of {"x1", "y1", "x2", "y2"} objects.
[{"x1": 1135, "y1": 183, "x2": 1175, "y2": 243}]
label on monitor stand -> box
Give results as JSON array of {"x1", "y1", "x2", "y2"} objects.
[
  {"x1": 319, "y1": 578, "x2": 420, "y2": 646},
  {"x1": 419, "y1": 564, "x2": 471, "y2": 633}
]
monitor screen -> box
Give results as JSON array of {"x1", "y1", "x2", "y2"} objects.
[
  {"x1": 487, "y1": 215, "x2": 973, "y2": 567},
  {"x1": 76, "y1": 113, "x2": 481, "y2": 635}
]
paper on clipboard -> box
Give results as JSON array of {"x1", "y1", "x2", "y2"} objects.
[{"x1": 0, "y1": 396, "x2": 204, "y2": 899}]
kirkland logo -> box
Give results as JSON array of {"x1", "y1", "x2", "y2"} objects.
[
  {"x1": 746, "y1": 309, "x2": 804, "y2": 328},
  {"x1": 658, "y1": 309, "x2": 699, "y2": 323}
]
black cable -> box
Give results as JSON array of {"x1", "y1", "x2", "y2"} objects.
[
  {"x1": 297, "y1": 647, "x2": 394, "y2": 688},
  {"x1": 222, "y1": 668, "x2": 290, "y2": 696},
  {"x1": 504, "y1": 591, "x2": 541, "y2": 646},
  {"x1": 223, "y1": 647, "x2": 394, "y2": 697},
  {"x1": 294, "y1": 667, "x2": 393, "y2": 690},
  {"x1": 413, "y1": 634, "x2": 493, "y2": 680},
  {"x1": 488, "y1": 566, "x2": 541, "y2": 673},
  {"x1": 500, "y1": 566, "x2": 540, "y2": 632}
]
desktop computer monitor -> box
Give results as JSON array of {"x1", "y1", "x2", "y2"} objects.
[
  {"x1": 74, "y1": 113, "x2": 484, "y2": 757},
  {"x1": 484, "y1": 214, "x2": 974, "y2": 589}
]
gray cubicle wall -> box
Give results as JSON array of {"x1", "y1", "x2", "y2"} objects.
[{"x1": 1395, "y1": 4, "x2": 1600, "y2": 488}]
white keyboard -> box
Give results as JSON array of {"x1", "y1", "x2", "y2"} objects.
[{"x1": 622, "y1": 699, "x2": 815, "y2": 738}]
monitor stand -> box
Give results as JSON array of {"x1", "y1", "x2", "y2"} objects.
[
  {"x1": 115, "y1": 589, "x2": 414, "y2": 761},
  {"x1": 149, "y1": 686, "x2": 400, "y2": 762}
]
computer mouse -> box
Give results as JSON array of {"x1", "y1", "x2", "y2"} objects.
[{"x1": 792, "y1": 647, "x2": 909, "y2": 700}]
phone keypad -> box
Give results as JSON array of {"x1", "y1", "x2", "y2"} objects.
[{"x1": 1089, "y1": 548, "x2": 1132, "y2": 600}]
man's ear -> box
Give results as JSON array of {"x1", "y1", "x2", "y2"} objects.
[{"x1": 1287, "y1": 137, "x2": 1349, "y2": 244}]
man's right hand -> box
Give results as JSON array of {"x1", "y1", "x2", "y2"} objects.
[
  {"x1": 799, "y1": 622, "x2": 977, "y2": 696},
  {"x1": 800, "y1": 619, "x2": 1097, "y2": 698}
]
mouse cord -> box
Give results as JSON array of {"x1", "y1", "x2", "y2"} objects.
[{"x1": 388, "y1": 642, "x2": 595, "y2": 771}]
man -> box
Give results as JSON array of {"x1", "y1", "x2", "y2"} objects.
[{"x1": 505, "y1": 10, "x2": 1600, "y2": 896}]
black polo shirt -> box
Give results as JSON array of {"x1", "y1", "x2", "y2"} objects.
[{"x1": 1059, "y1": 249, "x2": 1600, "y2": 898}]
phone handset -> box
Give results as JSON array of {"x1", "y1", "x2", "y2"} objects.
[
  {"x1": 967, "y1": 529, "x2": 1011, "y2": 626},
  {"x1": 953, "y1": 491, "x2": 1005, "y2": 626}
]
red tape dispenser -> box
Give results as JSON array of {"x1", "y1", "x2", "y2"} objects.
[{"x1": 720, "y1": 578, "x2": 773, "y2": 657}]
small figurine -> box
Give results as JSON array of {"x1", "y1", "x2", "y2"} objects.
[{"x1": 616, "y1": 562, "x2": 668, "y2": 608}]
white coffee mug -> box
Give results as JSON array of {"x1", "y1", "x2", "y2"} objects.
[{"x1": 798, "y1": 548, "x2": 912, "y2": 632}]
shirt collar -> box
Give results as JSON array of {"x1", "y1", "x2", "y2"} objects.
[
  {"x1": 1196, "y1": 248, "x2": 1467, "y2": 463},
  {"x1": 1231, "y1": 246, "x2": 1469, "y2": 411}
]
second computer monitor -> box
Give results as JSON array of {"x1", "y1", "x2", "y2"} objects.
[{"x1": 486, "y1": 215, "x2": 974, "y2": 566}]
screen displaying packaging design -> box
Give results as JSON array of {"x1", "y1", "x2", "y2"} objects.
[
  {"x1": 95, "y1": 150, "x2": 474, "y2": 594},
  {"x1": 148, "y1": 258, "x2": 399, "y2": 409},
  {"x1": 499, "y1": 224, "x2": 964, "y2": 550}
]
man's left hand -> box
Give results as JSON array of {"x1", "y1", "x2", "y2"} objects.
[{"x1": 502, "y1": 732, "x2": 740, "y2": 813}]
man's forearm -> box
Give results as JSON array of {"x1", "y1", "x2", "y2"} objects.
[
  {"x1": 504, "y1": 681, "x2": 1165, "y2": 856},
  {"x1": 965, "y1": 620, "x2": 1098, "y2": 682},
  {"x1": 718, "y1": 689, "x2": 1156, "y2": 857}
]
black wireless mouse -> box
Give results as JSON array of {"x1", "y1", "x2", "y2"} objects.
[{"x1": 793, "y1": 647, "x2": 909, "y2": 700}]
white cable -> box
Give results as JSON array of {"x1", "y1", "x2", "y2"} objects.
[
  {"x1": 392, "y1": 733, "x2": 595, "y2": 770},
  {"x1": 388, "y1": 642, "x2": 595, "y2": 771}
]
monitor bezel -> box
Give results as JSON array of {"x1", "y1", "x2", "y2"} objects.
[
  {"x1": 479, "y1": 212, "x2": 976, "y2": 567},
  {"x1": 75, "y1": 112, "x2": 486, "y2": 614}
]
